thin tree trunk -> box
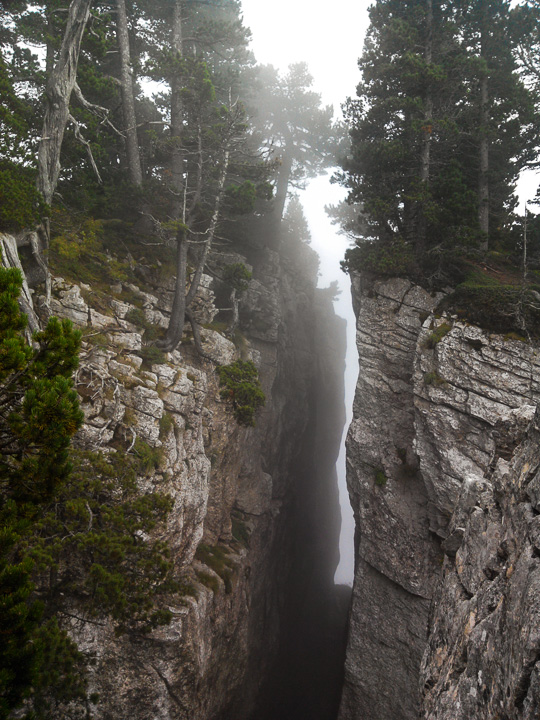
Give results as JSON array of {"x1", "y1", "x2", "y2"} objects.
[
  {"x1": 185, "y1": 150, "x2": 230, "y2": 307},
  {"x1": 37, "y1": 0, "x2": 94, "y2": 206},
  {"x1": 170, "y1": 0, "x2": 185, "y2": 218},
  {"x1": 115, "y1": 0, "x2": 142, "y2": 186},
  {"x1": 273, "y1": 151, "x2": 293, "y2": 223},
  {"x1": 478, "y1": 73, "x2": 489, "y2": 247},
  {"x1": 418, "y1": 0, "x2": 433, "y2": 256},
  {"x1": 479, "y1": 2, "x2": 490, "y2": 251},
  {"x1": 420, "y1": 0, "x2": 433, "y2": 186},
  {"x1": 158, "y1": 151, "x2": 230, "y2": 353},
  {"x1": 227, "y1": 288, "x2": 239, "y2": 335},
  {"x1": 157, "y1": 227, "x2": 188, "y2": 351},
  {"x1": 186, "y1": 309, "x2": 215, "y2": 361}
]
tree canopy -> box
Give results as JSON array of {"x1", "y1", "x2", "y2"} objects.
[{"x1": 338, "y1": 0, "x2": 540, "y2": 282}]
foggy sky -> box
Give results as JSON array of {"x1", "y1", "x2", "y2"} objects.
[{"x1": 239, "y1": 0, "x2": 539, "y2": 585}]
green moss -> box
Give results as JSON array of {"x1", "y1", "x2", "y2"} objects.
[
  {"x1": 204, "y1": 320, "x2": 228, "y2": 334},
  {"x1": 231, "y1": 512, "x2": 250, "y2": 547},
  {"x1": 119, "y1": 286, "x2": 144, "y2": 308},
  {"x1": 123, "y1": 408, "x2": 137, "y2": 427},
  {"x1": 424, "y1": 371, "x2": 447, "y2": 387},
  {"x1": 374, "y1": 469, "x2": 387, "y2": 487},
  {"x1": 50, "y1": 210, "x2": 133, "y2": 293},
  {"x1": 195, "y1": 570, "x2": 219, "y2": 594},
  {"x1": 424, "y1": 321, "x2": 452, "y2": 349},
  {"x1": 503, "y1": 331, "x2": 528, "y2": 343},
  {"x1": 80, "y1": 287, "x2": 114, "y2": 317},
  {"x1": 159, "y1": 412, "x2": 174, "y2": 439},
  {"x1": 83, "y1": 331, "x2": 109, "y2": 348}
]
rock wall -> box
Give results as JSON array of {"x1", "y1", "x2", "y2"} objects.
[
  {"x1": 340, "y1": 273, "x2": 540, "y2": 720},
  {"x1": 28, "y1": 234, "x2": 344, "y2": 720}
]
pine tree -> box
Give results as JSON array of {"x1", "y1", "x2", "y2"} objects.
[
  {"x1": 340, "y1": 0, "x2": 539, "y2": 278},
  {"x1": 251, "y1": 62, "x2": 335, "y2": 223},
  {"x1": 0, "y1": 260, "x2": 176, "y2": 717},
  {"x1": 0, "y1": 260, "x2": 84, "y2": 717}
]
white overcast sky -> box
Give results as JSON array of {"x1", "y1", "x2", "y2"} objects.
[{"x1": 241, "y1": 0, "x2": 370, "y2": 112}]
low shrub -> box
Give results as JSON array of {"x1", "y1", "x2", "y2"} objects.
[
  {"x1": 195, "y1": 570, "x2": 219, "y2": 594},
  {"x1": 133, "y1": 438, "x2": 164, "y2": 473},
  {"x1": 125, "y1": 307, "x2": 148, "y2": 329},
  {"x1": 437, "y1": 272, "x2": 540, "y2": 339},
  {"x1": 222, "y1": 263, "x2": 252, "y2": 293},
  {"x1": 217, "y1": 360, "x2": 265, "y2": 427},
  {"x1": 231, "y1": 512, "x2": 250, "y2": 547},
  {"x1": 139, "y1": 345, "x2": 166, "y2": 366},
  {"x1": 195, "y1": 543, "x2": 234, "y2": 594}
]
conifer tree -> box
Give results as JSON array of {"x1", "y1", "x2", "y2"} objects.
[
  {"x1": 340, "y1": 0, "x2": 538, "y2": 275},
  {"x1": 252, "y1": 62, "x2": 335, "y2": 223},
  {"x1": 0, "y1": 260, "x2": 176, "y2": 716}
]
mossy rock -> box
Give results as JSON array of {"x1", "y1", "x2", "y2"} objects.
[{"x1": 424, "y1": 321, "x2": 452, "y2": 349}]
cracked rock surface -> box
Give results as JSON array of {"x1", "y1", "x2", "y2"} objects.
[
  {"x1": 340, "y1": 274, "x2": 540, "y2": 720},
  {"x1": 41, "y1": 237, "x2": 345, "y2": 720}
]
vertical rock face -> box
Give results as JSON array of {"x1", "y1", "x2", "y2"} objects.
[
  {"x1": 38, "y1": 234, "x2": 345, "y2": 720},
  {"x1": 341, "y1": 272, "x2": 540, "y2": 720},
  {"x1": 339, "y1": 276, "x2": 443, "y2": 720}
]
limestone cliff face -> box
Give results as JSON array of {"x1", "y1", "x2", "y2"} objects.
[
  {"x1": 341, "y1": 273, "x2": 540, "y2": 720},
  {"x1": 30, "y1": 235, "x2": 342, "y2": 720}
]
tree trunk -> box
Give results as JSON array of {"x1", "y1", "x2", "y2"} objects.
[
  {"x1": 273, "y1": 151, "x2": 293, "y2": 223},
  {"x1": 37, "y1": 0, "x2": 94, "y2": 206},
  {"x1": 186, "y1": 309, "x2": 215, "y2": 362},
  {"x1": 185, "y1": 151, "x2": 230, "y2": 307},
  {"x1": 478, "y1": 2, "x2": 490, "y2": 251},
  {"x1": 115, "y1": 0, "x2": 142, "y2": 186},
  {"x1": 227, "y1": 288, "x2": 239, "y2": 335},
  {"x1": 416, "y1": 0, "x2": 433, "y2": 258},
  {"x1": 420, "y1": 0, "x2": 433, "y2": 186},
  {"x1": 418, "y1": 0, "x2": 433, "y2": 255},
  {"x1": 170, "y1": 0, "x2": 185, "y2": 218},
  {"x1": 157, "y1": 227, "x2": 188, "y2": 352},
  {"x1": 478, "y1": 73, "x2": 489, "y2": 248},
  {"x1": 158, "y1": 151, "x2": 230, "y2": 354}
]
